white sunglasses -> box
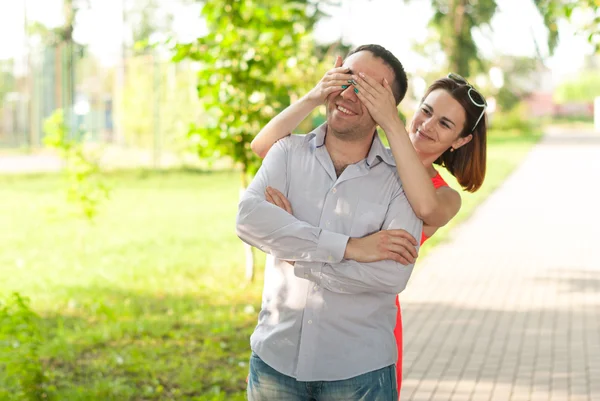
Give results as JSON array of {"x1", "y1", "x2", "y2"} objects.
[{"x1": 447, "y1": 73, "x2": 487, "y2": 132}]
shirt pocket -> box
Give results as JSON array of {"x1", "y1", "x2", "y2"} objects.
[{"x1": 350, "y1": 199, "x2": 388, "y2": 237}]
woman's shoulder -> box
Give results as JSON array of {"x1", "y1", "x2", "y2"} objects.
[{"x1": 431, "y1": 171, "x2": 450, "y2": 189}]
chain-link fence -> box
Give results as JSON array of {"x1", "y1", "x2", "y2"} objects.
[{"x1": 0, "y1": 45, "x2": 202, "y2": 167}]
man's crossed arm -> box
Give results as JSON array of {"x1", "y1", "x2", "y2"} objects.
[{"x1": 236, "y1": 137, "x2": 422, "y2": 294}]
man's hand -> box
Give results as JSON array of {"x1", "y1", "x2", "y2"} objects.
[
  {"x1": 265, "y1": 186, "x2": 295, "y2": 265},
  {"x1": 344, "y1": 229, "x2": 418, "y2": 265},
  {"x1": 265, "y1": 186, "x2": 293, "y2": 214}
]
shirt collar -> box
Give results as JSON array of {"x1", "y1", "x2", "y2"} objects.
[
  {"x1": 307, "y1": 124, "x2": 396, "y2": 168},
  {"x1": 366, "y1": 130, "x2": 396, "y2": 168}
]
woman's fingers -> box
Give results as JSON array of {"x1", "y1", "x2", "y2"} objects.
[
  {"x1": 324, "y1": 72, "x2": 354, "y2": 83},
  {"x1": 334, "y1": 55, "x2": 343, "y2": 68},
  {"x1": 355, "y1": 72, "x2": 386, "y2": 95},
  {"x1": 354, "y1": 83, "x2": 376, "y2": 106}
]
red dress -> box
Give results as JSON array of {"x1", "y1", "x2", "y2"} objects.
[{"x1": 395, "y1": 172, "x2": 448, "y2": 395}]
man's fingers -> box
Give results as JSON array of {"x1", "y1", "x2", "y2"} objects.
[
  {"x1": 266, "y1": 187, "x2": 285, "y2": 210},
  {"x1": 268, "y1": 189, "x2": 286, "y2": 210},
  {"x1": 386, "y1": 244, "x2": 416, "y2": 264},
  {"x1": 386, "y1": 252, "x2": 411, "y2": 266},
  {"x1": 385, "y1": 229, "x2": 418, "y2": 246},
  {"x1": 269, "y1": 187, "x2": 293, "y2": 214},
  {"x1": 387, "y1": 236, "x2": 418, "y2": 258},
  {"x1": 265, "y1": 190, "x2": 275, "y2": 205}
]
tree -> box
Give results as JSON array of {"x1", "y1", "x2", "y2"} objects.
[
  {"x1": 173, "y1": 0, "x2": 337, "y2": 280},
  {"x1": 405, "y1": 0, "x2": 570, "y2": 78},
  {"x1": 534, "y1": 0, "x2": 600, "y2": 52},
  {"x1": 404, "y1": 0, "x2": 498, "y2": 77}
]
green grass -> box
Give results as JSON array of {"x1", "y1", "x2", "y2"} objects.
[{"x1": 0, "y1": 130, "x2": 541, "y2": 400}]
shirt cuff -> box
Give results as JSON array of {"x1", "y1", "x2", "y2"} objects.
[{"x1": 317, "y1": 230, "x2": 349, "y2": 263}]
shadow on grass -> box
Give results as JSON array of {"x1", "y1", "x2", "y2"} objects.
[{"x1": 37, "y1": 285, "x2": 258, "y2": 401}]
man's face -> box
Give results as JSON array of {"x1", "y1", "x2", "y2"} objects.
[{"x1": 326, "y1": 51, "x2": 396, "y2": 141}]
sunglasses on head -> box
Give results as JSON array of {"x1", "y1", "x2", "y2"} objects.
[{"x1": 447, "y1": 73, "x2": 487, "y2": 132}]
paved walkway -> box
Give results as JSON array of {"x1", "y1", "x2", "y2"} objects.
[{"x1": 400, "y1": 131, "x2": 600, "y2": 401}]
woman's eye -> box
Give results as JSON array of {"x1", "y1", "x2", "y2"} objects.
[
  {"x1": 421, "y1": 108, "x2": 430, "y2": 115},
  {"x1": 441, "y1": 122, "x2": 450, "y2": 129}
]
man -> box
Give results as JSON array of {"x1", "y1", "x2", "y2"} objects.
[{"x1": 236, "y1": 44, "x2": 422, "y2": 400}]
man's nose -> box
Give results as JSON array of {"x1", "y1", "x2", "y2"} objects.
[{"x1": 340, "y1": 85, "x2": 358, "y2": 102}]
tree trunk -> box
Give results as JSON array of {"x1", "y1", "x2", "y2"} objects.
[
  {"x1": 240, "y1": 170, "x2": 255, "y2": 281},
  {"x1": 451, "y1": 0, "x2": 467, "y2": 76}
]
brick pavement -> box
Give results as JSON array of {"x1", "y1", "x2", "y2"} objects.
[{"x1": 399, "y1": 132, "x2": 600, "y2": 401}]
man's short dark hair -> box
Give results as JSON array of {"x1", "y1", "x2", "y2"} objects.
[{"x1": 346, "y1": 44, "x2": 408, "y2": 105}]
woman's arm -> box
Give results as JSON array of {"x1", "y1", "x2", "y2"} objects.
[
  {"x1": 383, "y1": 122, "x2": 462, "y2": 227},
  {"x1": 251, "y1": 56, "x2": 353, "y2": 159},
  {"x1": 251, "y1": 95, "x2": 321, "y2": 158},
  {"x1": 353, "y1": 73, "x2": 461, "y2": 228}
]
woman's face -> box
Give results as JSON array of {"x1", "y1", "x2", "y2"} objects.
[{"x1": 409, "y1": 89, "x2": 472, "y2": 158}]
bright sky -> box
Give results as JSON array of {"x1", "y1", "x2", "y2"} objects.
[{"x1": 0, "y1": 0, "x2": 595, "y2": 83}]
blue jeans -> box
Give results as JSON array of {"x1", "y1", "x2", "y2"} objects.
[{"x1": 247, "y1": 352, "x2": 397, "y2": 401}]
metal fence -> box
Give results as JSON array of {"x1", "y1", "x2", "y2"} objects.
[{"x1": 0, "y1": 45, "x2": 202, "y2": 165}]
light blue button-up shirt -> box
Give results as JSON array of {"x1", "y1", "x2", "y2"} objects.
[{"x1": 236, "y1": 124, "x2": 422, "y2": 381}]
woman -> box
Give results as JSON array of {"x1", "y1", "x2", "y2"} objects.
[{"x1": 251, "y1": 57, "x2": 488, "y2": 396}]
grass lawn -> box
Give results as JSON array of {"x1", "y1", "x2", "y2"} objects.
[{"x1": 0, "y1": 130, "x2": 540, "y2": 400}]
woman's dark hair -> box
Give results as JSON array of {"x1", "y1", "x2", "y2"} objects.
[
  {"x1": 346, "y1": 44, "x2": 408, "y2": 105},
  {"x1": 423, "y1": 77, "x2": 487, "y2": 192}
]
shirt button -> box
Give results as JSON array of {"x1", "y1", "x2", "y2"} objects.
[
  {"x1": 308, "y1": 320, "x2": 313, "y2": 324},
  {"x1": 304, "y1": 273, "x2": 308, "y2": 278},
  {"x1": 332, "y1": 187, "x2": 337, "y2": 193},
  {"x1": 326, "y1": 221, "x2": 330, "y2": 227},
  {"x1": 328, "y1": 256, "x2": 334, "y2": 262}
]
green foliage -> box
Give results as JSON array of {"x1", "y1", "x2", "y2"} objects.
[
  {"x1": 411, "y1": 0, "x2": 567, "y2": 78},
  {"x1": 489, "y1": 102, "x2": 534, "y2": 133},
  {"x1": 554, "y1": 71, "x2": 600, "y2": 103},
  {"x1": 535, "y1": 0, "x2": 600, "y2": 53},
  {"x1": 43, "y1": 109, "x2": 110, "y2": 221},
  {"x1": 410, "y1": 0, "x2": 498, "y2": 77},
  {"x1": 174, "y1": 0, "x2": 331, "y2": 177},
  {"x1": 532, "y1": 0, "x2": 561, "y2": 56},
  {"x1": 117, "y1": 55, "x2": 202, "y2": 153},
  {"x1": 0, "y1": 293, "x2": 53, "y2": 401},
  {"x1": 0, "y1": 60, "x2": 15, "y2": 104},
  {"x1": 491, "y1": 56, "x2": 539, "y2": 111},
  {"x1": 433, "y1": 0, "x2": 497, "y2": 76}
]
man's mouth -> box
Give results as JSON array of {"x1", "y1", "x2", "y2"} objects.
[{"x1": 336, "y1": 105, "x2": 357, "y2": 116}]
